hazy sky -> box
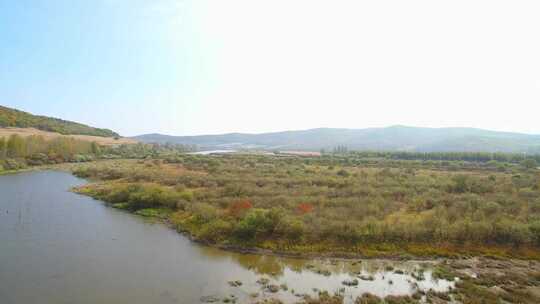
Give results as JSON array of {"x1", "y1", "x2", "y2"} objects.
[{"x1": 1, "y1": 0, "x2": 540, "y2": 136}]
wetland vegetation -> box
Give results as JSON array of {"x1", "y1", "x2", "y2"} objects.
[
  {"x1": 71, "y1": 152, "x2": 540, "y2": 260},
  {"x1": 0, "y1": 170, "x2": 471, "y2": 304},
  {"x1": 4, "y1": 0, "x2": 540, "y2": 301},
  {"x1": 64, "y1": 152, "x2": 540, "y2": 303},
  {"x1": 5, "y1": 145, "x2": 540, "y2": 303}
]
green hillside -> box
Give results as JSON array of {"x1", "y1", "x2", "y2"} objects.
[{"x1": 0, "y1": 105, "x2": 118, "y2": 137}]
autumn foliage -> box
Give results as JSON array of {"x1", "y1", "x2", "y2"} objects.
[
  {"x1": 228, "y1": 200, "x2": 253, "y2": 217},
  {"x1": 297, "y1": 203, "x2": 314, "y2": 214}
]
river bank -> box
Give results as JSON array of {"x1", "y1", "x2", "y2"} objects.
[
  {"x1": 68, "y1": 156, "x2": 540, "y2": 261},
  {"x1": 0, "y1": 170, "x2": 457, "y2": 304},
  {"x1": 3, "y1": 169, "x2": 540, "y2": 303},
  {"x1": 73, "y1": 182, "x2": 540, "y2": 304},
  {"x1": 72, "y1": 185, "x2": 540, "y2": 262}
]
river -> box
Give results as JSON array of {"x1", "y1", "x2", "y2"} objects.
[{"x1": 0, "y1": 171, "x2": 455, "y2": 304}]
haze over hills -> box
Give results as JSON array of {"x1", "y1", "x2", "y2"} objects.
[
  {"x1": 133, "y1": 126, "x2": 540, "y2": 154},
  {"x1": 0, "y1": 105, "x2": 119, "y2": 137},
  {"x1": 3, "y1": 104, "x2": 540, "y2": 154}
]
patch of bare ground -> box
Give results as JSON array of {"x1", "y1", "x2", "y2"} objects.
[{"x1": 0, "y1": 127, "x2": 137, "y2": 145}]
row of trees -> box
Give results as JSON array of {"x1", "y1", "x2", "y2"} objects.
[
  {"x1": 0, "y1": 134, "x2": 100, "y2": 158},
  {"x1": 0, "y1": 135, "x2": 198, "y2": 171},
  {"x1": 0, "y1": 135, "x2": 101, "y2": 170},
  {"x1": 347, "y1": 151, "x2": 540, "y2": 164}
]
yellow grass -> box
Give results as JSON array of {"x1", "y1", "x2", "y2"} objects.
[{"x1": 0, "y1": 127, "x2": 137, "y2": 146}]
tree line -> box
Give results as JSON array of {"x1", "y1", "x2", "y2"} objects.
[
  {"x1": 0, "y1": 134, "x2": 100, "y2": 170},
  {"x1": 343, "y1": 150, "x2": 540, "y2": 164},
  {"x1": 0, "y1": 134, "x2": 197, "y2": 171}
]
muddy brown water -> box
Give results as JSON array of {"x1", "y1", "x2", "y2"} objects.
[{"x1": 0, "y1": 171, "x2": 455, "y2": 304}]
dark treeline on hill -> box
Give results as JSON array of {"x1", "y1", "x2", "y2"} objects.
[
  {"x1": 0, "y1": 105, "x2": 119, "y2": 137},
  {"x1": 0, "y1": 134, "x2": 195, "y2": 172}
]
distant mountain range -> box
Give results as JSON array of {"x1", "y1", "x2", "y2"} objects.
[
  {"x1": 133, "y1": 126, "x2": 540, "y2": 153},
  {"x1": 0, "y1": 105, "x2": 118, "y2": 137},
  {"x1": 3, "y1": 104, "x2": 539, "y2": 153}
]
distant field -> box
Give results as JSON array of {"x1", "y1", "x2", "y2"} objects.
[
  {"x1": 279, "y1": 150, "x2": 321, "y2": 157},
  {"x1": 0, "y1": 127, "x2": 137, "y2": 146}
]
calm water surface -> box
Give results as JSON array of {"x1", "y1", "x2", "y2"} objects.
[
  {"x1": 0, "y1": 171, "x2": 455, "y2": 304},
  {"x1": 188, "y1": 150, "x2": 237, "y2": 155}
]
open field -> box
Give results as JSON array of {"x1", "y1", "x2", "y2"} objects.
[{"x1": 0, "y1": 127, "x2": 137, "y2": 146}]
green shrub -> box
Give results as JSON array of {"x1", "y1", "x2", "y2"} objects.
[
  {"x1": 127, "y1": 184, "x2": 180, "y2": 210},
  {"x1": 105, "y1": 184, "x2": 133, "y2": 204},
  {"x1": 179, "y1": 190, "x2": 194, "y2": 202},
  {"x1": 198, "y1": 220, "x2": 233, "y2": 242},
  {"x1": 276, "y1": 217, "x2": 305, "y2": 241},
  {"x1": 2, "y1": 158, "x2": 27, "y2": 170},
  {"x1": 191, "y1": 203, "x2": 219, "y2": 225},
  {"x1": 235, "y1": 209, "x2": 280, "y2": 240},
  {"x1": 336, "y1": 169, "x2": 350, "y2": 177}
]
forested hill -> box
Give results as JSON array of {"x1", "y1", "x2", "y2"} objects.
[
  {"x1": 134, "y1": 126, "x2": 540, "y2": 153},
  {"x1": 0, "y1": 105, "x2": 119, "y2": 137}
]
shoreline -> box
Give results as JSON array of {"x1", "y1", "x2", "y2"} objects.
[
  {"x1": 164, "y1": 222, "x2": 540, "y2": 261},
  {"x1": 0, "y1": 161, "x2": 91, "y2": 176},
  {"x1": 89, "y1": 197, "x2": 540, "y2": 262},
  {"x1": 6, "y1": 165, "x2": 540, "y2": 262},
  {"x1": 0, "y1": 166, "x2": 43, "y2": 176},
  {"x1": 4, "y1": 168, "x2": 540, "y2": 303}
]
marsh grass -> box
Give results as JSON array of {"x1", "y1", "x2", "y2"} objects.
[{"x1": 71, "y1": 154, "x2": 540, "y2": 259}]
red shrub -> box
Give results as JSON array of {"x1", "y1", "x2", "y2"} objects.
[
  {"x1": 297, "y1": 203, "x2": 314, "y2": 214},
  {"x1": 228, "y1": 200, "x2": 253, "y2": 217}
]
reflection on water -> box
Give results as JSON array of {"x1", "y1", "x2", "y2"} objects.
[
  {"x1": 0, "y1": 171, "x2": 455, "y2": 304},
  {"x1": 197, "y1": 246, "x2": 455, "y2": 303}
]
